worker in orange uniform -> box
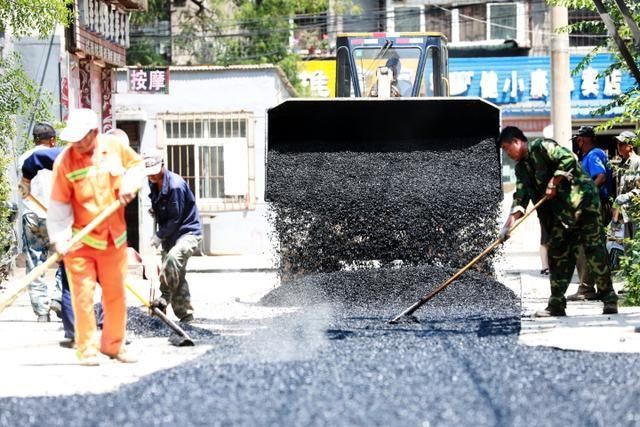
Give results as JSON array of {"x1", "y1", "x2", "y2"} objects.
[{"x1": 47, "y1": 109, "x2": 144, "y2": 366}]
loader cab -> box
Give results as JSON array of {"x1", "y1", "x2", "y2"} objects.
[{"x1": 335, "y1": 32, "x2": 449, "y2": 98}]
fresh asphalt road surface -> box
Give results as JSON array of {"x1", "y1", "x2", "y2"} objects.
[{"x1": 1, "y1": 267, "x2": 640, "y2": 427}]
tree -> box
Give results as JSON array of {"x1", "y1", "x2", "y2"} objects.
[
  {"x1": 0, "y1": 0, "x2": 70, "y2": 266},
  {"x1": 549, "y1": 1, "x2": 640, "y2": 304},
  {"x1": 128, "y1": 0, "x2": 171, "y2": 66},
  {"x1": 548, "y1": 0, "x2": 640, "y2": 129},
  {"x1": 168, "y1": 0, "x2": 329, "y2": 87}
]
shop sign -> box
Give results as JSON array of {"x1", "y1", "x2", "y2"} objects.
[
  {"x1": 448, "y1": 54, "x2": 635, "y2": 118},
  {"x1": 128, "y1": 68, "x2": 170, "y2": 93}
]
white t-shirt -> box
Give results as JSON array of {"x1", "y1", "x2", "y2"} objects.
[{"x1": 19, "y1": 145, "x2": 53, "y2": 219}]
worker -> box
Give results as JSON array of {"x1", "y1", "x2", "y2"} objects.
[
  {"x1": 612, "y1": 130, "x2": 640, "y2": 241},
  {"x1": 48, "y1": 109, "x2": 144, "y2": 365},
  {"x1": 144, "y1": 152, "x2": 202, "y2": 324},
  {"x1": 567, "y1": 126, "x2": 613, "y2": 301},
  {"x1": 21, "y1": 146, "x2": 104, "y2": 345},
  {"x1": 17, "y1": 122, "x2": 63, "y2": 322},
  {"x1": 498, "y1": 126, "x2": 618, "y2": 317},
  {"x1": 369, "y1": 55, "x2": 402, "y2": 98}
]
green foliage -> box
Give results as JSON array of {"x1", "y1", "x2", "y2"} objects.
[
  {"x1": 548, "y1": 0, "x2": 640, "y2": 130},
  {"x1": 0, "y1": 0, "x2": 72, "y2": 37},
  {"x1": 0, "y1": 0, "x2": 64, "y2": 271},
  {"x1": 619, "y1": 197, "x2": 640, "y2": 305},
  {"x1": 127, "y1": 0, "x2": 170, "y2": 65},
  {"x1": 0, "y1": 55, "x2": 53, "y2": 265}
]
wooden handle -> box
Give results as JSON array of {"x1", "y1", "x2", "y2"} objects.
[
  {"x1": 389, "y1": 197, "x2": 547, "y2": 323},
  {"x1": 18, "y1": 199, "x2": 124, "y2": 290}
]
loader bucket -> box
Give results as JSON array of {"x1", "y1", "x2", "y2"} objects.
[
  {"x1": 266, "y1": 97, "x2": 502, "y2": 281},
  {"x1": 267, "y1": 97, "x2": 500, "y2": 151}
]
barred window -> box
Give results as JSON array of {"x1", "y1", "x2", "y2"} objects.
[{"x1": 163, "y1": 115, "x2": 250, "y2": 202}]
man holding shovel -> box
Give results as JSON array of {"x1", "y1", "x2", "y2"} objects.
[
  {"x1": 144, "y1": 152, "x2": 202, "y2": 324},
  {"x1": 498, "y1": 126, "x2": 618, "y2": 317},
  {"x1": 48, "y1": 109, "x2": 144, "y2": 366}
]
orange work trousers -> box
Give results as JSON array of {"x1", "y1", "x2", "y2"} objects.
[{"x1": 64, "y1": 242, "x2": 127, "y2": 359}]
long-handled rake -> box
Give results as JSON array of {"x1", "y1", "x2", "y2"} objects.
[{"x1": 389, "y1": 197, "x2": 547, "y2": 324}]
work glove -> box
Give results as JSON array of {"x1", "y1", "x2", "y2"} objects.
[
  {"x1": 55, "y1": 240, "x2": 72, "y2": 255},
  {"x1": 150, "y1": 234, "x2": 162, "y2": 250},
  {"x1": 150, "y1": 297, "x2": 168, "y2": 315},
  {"x1": 18, "y1": 178, "x2": 31, "y2": 199},
  {"x1": 610, "y1": 219, "x2": 622, "y2": 232},
  {"x1": 499, "y1": 224, "x2": 511, "y2": 242}
]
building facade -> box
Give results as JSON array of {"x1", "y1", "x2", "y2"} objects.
[{"x1": 114, "y1": 64, "x2": 295, "y2": 255}]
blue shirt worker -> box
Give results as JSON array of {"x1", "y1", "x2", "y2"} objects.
[
  {"x1": 575, "y1": 126, "x2": 613, "y2": 225},
  {"x1": 145, "y1": 152, "x2": 202, "y2": 324}
]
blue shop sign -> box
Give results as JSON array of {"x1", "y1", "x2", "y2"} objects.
[{"x1": 448, "y1": 54, "x2": 636, "y2": 118}]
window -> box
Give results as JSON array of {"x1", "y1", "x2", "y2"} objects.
[
  {"x1": 568, "y1": 9, "x2": 607, "y2": 47},
  {"x1": 452, "y1": 2, "x2": 524, "y2": 45},
  {"x1": 352, "y1": 46, "x2": 423, "y2": 98},
  {"x1": 488, "y1": 3, "x2": 517, "y2": 40},
  {"x1": 425, "y1": 6, "x2": 451, "y2": 40},
  {"x1": 395, "y1": 7, "x2": 421, "y2": 32},
  {"x1": 163, "y1": 115, "x2": 251, "y2": 204},
  {"x1": 459, "y1": 4, "x2": 486, "y2": 42}
]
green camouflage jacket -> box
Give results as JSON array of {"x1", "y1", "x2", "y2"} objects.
[
  {"x1": 511, "y1": 138, "x2": 599, "y2": 229},
  {"x1": 615, "y1": 152, "x2": 640, "y2": 196}
]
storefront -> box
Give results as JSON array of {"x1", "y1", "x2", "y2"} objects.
[{"x1": 62, "y1": 0, "x2": 145, "y2": 129}]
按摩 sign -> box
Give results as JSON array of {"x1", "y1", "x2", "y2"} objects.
[{"x1": 128, "y1": 68, "x2": 170, "y2": 94}]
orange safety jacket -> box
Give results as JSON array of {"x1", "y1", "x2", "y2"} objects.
[{"x1": 51, "y1": 134, "x2": 142, "y2": 250}]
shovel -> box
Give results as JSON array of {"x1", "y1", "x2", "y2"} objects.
[
  {"x1": 127, "y1": 247, "x2": 194, "y2": 347},
  {"x1": 389, "y1": 197, "x2": 547, "y2": 324},
  {"x1": 124, "y1": 281, "x2": 194, "y2": 347}
]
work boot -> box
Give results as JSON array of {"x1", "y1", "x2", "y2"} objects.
[
  {"x1": 180, "y1": 314, "x2": 194, "y2": 324},
  {"x1": 78, "y1": 354, "x2": 101, "y2": 366},
  {"x1": 107, "y1": 348, "x2": 137, "y2": 364},
  {"x1": 566, "y1": 285, "x2": 598, "y2": 302},
  {"x1": 603, "y1": 301, "x2": 618, "y2": 315},
  {"x1": 534, "y1": 305, "x2": 567, "y2": 317},
  {"x1": 37, "y1": 314, "x2": 50, "y2": 322}
]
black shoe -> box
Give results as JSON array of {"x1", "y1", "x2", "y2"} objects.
[
  {"x1": 59, "y1": 339, "x2": 75, "y2": 349},
  {"x1": 540, "y1": 268, "x2": 549, "y2": 275},
  {"x1": 37, "y1": 314, "x2": 51, "y2": 322},
  {"x1": 603, "y1": 301, "x2": 618, "y2": 315},
  {"x1": 179, "y1": 314, "x2": 194, "y2": 324},
  {"x1": 534, "y1": 306, "x2": 566, "y2": 317},
  {"x1": 50, "y1": 300, "x2": 62, "y2": 319}
]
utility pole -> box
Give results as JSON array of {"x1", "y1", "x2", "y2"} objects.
[{"x1": 550, "y1": 5, "x2": 572, "y2": 148}]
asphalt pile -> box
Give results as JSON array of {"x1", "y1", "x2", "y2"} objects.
[
  {"x1": 266, "y1": 137, "x2": 502, "y2": 281},
  {"x1": 260, "y1": 265, "x2": 518, "y2": 318}
]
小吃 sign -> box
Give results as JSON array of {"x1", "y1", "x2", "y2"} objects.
[{"x1": 128, "y1": 68, "x2": 170, "y2": 94}]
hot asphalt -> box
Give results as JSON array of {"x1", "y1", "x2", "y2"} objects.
[{"x1": 1, "y1": 251, "x2": 640, "y2": 426}]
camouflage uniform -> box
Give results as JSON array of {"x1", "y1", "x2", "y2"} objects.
[
  {"x1": 614, "y1": 152, "x2": 640, "y2": 239},
  {"x1": 21, "y1": 212, "x2": 53, "y2": 316},
  {"x1": 159, "y1": 233, "x2": 202, "y2": 320},
  {"x1": 511, "y1": 138, "x2": 618, "y2": 310}
]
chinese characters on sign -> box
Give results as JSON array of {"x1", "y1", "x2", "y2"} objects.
[
  {"x1": 129, "y1": 68, "x2": 170, "y2": 93},
  {"x1": 449, "y1": 63, "x2": 624, "y2": 103}
]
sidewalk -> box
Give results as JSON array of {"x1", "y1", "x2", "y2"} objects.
[{"x1": 498, "y1": 224, "x2": 640, "y2": 353}]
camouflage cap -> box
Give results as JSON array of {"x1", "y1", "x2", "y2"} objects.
[{"x1": 615, "y1": 130, "x2": 637, "y2": 145}]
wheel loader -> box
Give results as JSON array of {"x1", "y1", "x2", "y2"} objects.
[{"x1": 266, "y1": 33, "x2": 503, "y2": 281}]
